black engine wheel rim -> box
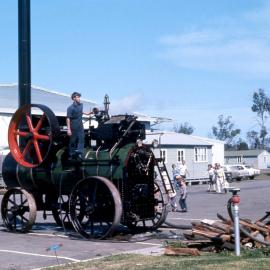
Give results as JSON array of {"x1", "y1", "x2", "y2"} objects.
[
  {"x1": 48, "y1": 194, "x2": 73, "y2": 229},
  {"x1": 69, "y1": 176, "x2": 122, "y2": 239},
  {"x1": 126, "y1": 180, "x2": 168, "y2": 231},
  {"x1": 1, "y1": 188, "x2": 37, "y2": 232}
]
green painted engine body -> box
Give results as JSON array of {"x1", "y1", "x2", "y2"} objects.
[
  {"x1": 3, "y1": 113, "x2": 158, "y2": 222},
  {"x1": 3, "y1": 142, "x2": 156, "y2": 221}
]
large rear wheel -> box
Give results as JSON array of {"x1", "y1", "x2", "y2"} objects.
[{"x1": 69, "y1": 176, "x2": 122, "y2": 239}]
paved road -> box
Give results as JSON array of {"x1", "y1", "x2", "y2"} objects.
[
  {"x1": 166, "y1": 177, "x2": 270, "y2": 226},
  {"x1": 0, "y1": 178, "x2": 269, "y2": 270}
]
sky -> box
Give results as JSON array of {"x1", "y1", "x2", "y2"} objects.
[{"x1": 1, "y1": 0, "x2": 270, "y2": 138}]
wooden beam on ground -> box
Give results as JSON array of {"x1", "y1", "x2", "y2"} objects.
[{"x1": 164, "y1": 246, "x2": 200, "y2": 256}]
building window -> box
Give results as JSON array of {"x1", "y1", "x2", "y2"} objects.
[
  {"x1": 194, "y1": 147, "x2": 207, "y2": 162},
  {"x1": 237, "y1": 156, "x2": 242, "y2": 163},
  {"x1": 160, "y1": 149, "x2": 167, "y2": 163},
  {"x1": 177, "y1": 149, "x2": 185, "y2": 163}
]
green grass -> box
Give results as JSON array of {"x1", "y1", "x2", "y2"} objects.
[{"x1": 45, "y1": 248, "x2": 270, "y2": 270}]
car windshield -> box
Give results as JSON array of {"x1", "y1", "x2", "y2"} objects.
[{"x1": 230, "y1": 166, "x2": 239, "y2": 170}]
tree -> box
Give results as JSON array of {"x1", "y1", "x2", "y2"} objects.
[
  {"x1": 173, "y1": 122, "x2": 194, "y2": 134},
  {"x1": 247, "y1": 131, "x2": 260, "y2": 149},
  {"x1": 251, "y1": 89, "x2": 270, "y2": 148},
  {"x1": 235, "y1": 138, "x2": 249, "y2": 150},
  {"x1": 212, "y1": 115, "x2": 241, "y2": 149}
]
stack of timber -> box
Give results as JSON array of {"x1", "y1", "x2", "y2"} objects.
[{"x1": 176, "y1": 212, "x2": 270, "y2": 254}]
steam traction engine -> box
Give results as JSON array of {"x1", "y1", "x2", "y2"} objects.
[{"x1": 1, "y1": 103, "x2": 173, "y2": 239}]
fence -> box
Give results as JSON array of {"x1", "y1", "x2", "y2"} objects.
[{"x1": 186, "y1": 178, "x2": 209, "y2": 186}]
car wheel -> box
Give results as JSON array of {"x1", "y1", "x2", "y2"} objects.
[{"x1": 226, "y1": 177, "x2": 233, "y2": 183}]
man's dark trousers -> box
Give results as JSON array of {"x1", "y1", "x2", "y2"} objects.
[{"x1": 69, "y1": 127, "x2": 84, "y2": 156}]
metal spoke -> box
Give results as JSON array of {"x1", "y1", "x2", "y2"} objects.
[
  {"x1": 21, "y1": 199, "x2": 28, "y2": 206},
  {"x1": 21, "y1": 216, "x2": 29, "y2": 223},
  {"x1": 22, "y1": 140, "x2": 33, "y2": 158},
  {"x1": 8, "y1": 198, "x2": 16, "y2": 205},
  {"x1": 33, "y1": 140, "x2": 43, "y2": 163},
  {"x1": 34, "y1": 113, "x2": 46, "y2": 131},
  {"x1": 36, "y1": 134, "x2": 50, "y2": 141},
  {"x1": 14, "y1": 130, "x2": 30, "y2": 137},
  {"x1": 25, "y1": 114, "x2": 34, "y2": 132},
  {"x1": 12, "y1": 193, "x2": 17, "y2": 206}
]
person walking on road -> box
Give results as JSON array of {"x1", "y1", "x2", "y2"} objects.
[
  {"x1": 170, "y1": 164, "x2": 179, "y2": 211},
  {"x1": 215, "y1": 163, "x2": 229, "y2": 193},
  {"x1": 207, "y1": 164, "x2": 216, "y2": 192},
  {"x1": 177, "y1": 177, "x2": 188, "y2": 212}
]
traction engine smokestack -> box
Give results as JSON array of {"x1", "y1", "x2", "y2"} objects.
[{"x1": 18, "y1": 0, "x2": 31, "y2": 107}]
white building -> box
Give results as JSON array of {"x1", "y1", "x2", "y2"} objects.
[
  {"x1": 145, "y1": 131, "x2": 225, "y2": 181},
  {"x1": 225, "y1": 149, "x2": 270, "y2": 169}
]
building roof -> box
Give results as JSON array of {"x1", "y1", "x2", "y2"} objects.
[
  {"x1": 190, "y1": 135, "x2": 225, "y2": 145},
  {"x1": 225, "y1": 149, "x2": 269, "y2": 157},
  {"x1": 145, "y1": 131, "x2": 212, "y2": 146},
  {"x1": 0, "y1": 83, "x2": 97, "y2": 116}
]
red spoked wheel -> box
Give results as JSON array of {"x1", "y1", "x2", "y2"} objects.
[{"x1": 8, "y1": 104, "x2": 60, "y2": 168}]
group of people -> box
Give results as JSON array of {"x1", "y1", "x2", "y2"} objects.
[
  {"x1": 207, "y1": 163, "x2": 229, "y2": 193},
  {"x1": 171, "y1": 160, "x2": 189, "y2": 212}
]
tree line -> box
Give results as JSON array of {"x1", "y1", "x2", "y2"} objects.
[{"x1": 173, "y1": 89, "x2": 270, "y2": 151}]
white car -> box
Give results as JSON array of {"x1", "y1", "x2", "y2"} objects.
[
  {"x1": 223, "y1": 165, "x2": 248, "y2": 181},
  {"x1": 241, "y1": 165, "x2": 260, "y2": 179}
]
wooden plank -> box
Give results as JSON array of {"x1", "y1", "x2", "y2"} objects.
[
  {"x1": 240, "y1": 219, "x2": 269, "y2": 233},
  {"x1": 192, "y1": 229, "x2": 231, "y2": 242},
  {"x1": 217, "y1": 213, "x2": 232, "y2": 225},
  {"x1": 200, "y1": 221, "x2": 231, "y2": 234},
  {"x1": 181, "y1": 239, "x2": 213, "y2": 244},
  {"x1": 192, "y1": 223, "x2": 225, "y2": 234},
  {"x1": 255, "y1": 221, "x2": 270, "y2": 231},
  {"x1": 164, "y1": 246, "x2": 200, "y2": 256},
  {"x1": 204, "y1": 221, "x2": 233, "y2": 234}
]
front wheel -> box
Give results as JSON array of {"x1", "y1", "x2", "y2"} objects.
[{"x1": 1, "y1": 188, "x2": 37, "y2": 232}]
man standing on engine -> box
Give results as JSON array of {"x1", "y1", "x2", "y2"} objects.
[{"x1": 67, "y1": 92, "x2": 90, "y2": 160}]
